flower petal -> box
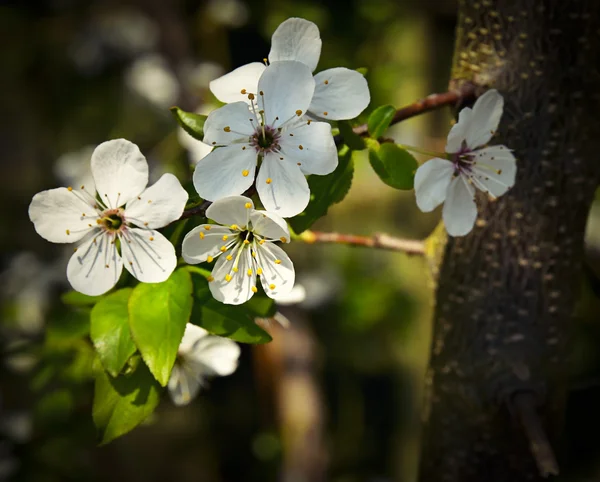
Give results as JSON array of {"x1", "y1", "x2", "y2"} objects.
[
  {"x1": 193, "y1": 144, "x2": 256, "y2": 201},
  {"x1": 309, "y1": 68, "x2": 370, "y2": 120},
  {"x1": 125, "y1": 173, "x2": 188, "y2": 229},
  {"x1": 256, "y1": 152, "x2": 310, "y2": 218},
  {"x1": 250, "y1": 210, "x2": 290, "y2": 242},
  {"x1": 445, "y1": 107, "x2": 472, "y2": 153},
  {"x1": 255, "y1": 242, "x2": 295, "y2": 298},
  {"x1": 203, "y1": 102, "x2": 255, "y2": 146},
  {"x1": 206, "y1": 196, "x2": 253, "y2": 228},
  {"x1": 179, "y1": 323, "x2": 209, "y2": 353},
  {"x1": 67, "y1": 233, "x2": 123, "y2": 296},
  {"x1": 258, "y1": 61, "x2": 315, "y2": 128},
  {"x1": 470, "y1": 145, "x2": 517, "y2": 197},
  {"x1": 414, "y1": 158, "x2": 454, "y2": 212},
  {"x1": 279, "y1": 120, "x2": 337, "y2": 175},
  {"x1": 181, "y1": 225, "x2": 237, "y2": 264},
  {"x1": 268, "y1": 17, "x2": 322, "y2": 72},
  {"x1": 121, "y1": 228, "x2": 177, "y2": 283},
  {"x1": 167, "y1": 363, "x2": 202, "y2": 406},
  {"x1": 465, "y1": 89, "x2": 504, "y2": 149},
  {"x1": 442, "y1": 175, "x2": 478, "y2": 237},
  {"x1": 29, "y1": 187, "x2": 97, "y2": 243},
  {"x1": 91, "y1": 139, "x2": 149, "y2": 209},
  {"x1": 209, "y1": 245, "x2": 255, "y2": 305},
  {"x1": 186, "y1": 331, "x2": 240, "y2": 376},
  {"x1": 209, "y1": 62, "x2": 266, "y2": 104}
]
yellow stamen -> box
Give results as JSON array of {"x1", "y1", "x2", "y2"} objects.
[
  {"x1": 279, "y1": 237, "x2": 287, "y2": 243},
  {"x1": 275, "y1": 259, "x2": 282, "y2": 264},
  {"x1": 259, "y1": 239, "x2": 265, "y2": 245},
  {"x1": 247, "y1": 269, "x2": 252, "y2": 276},
  {"x1": 324, "y1": 80, "x2": 329, "y2": 84},
  {"x1": 224, "y1": 126, "x2": 231, "y2": 132},
  {"x1": 222, "y1": 235, "x2": 229, "y2": 241},
  {"x1": 149, "y1": 237, "x2": 154, "y2": 241},
  {"x1": 269, "y1": 284, "x2": 276, "y2": 290},
  {"x1": 266, "y1": 178, "x2": 272, "y2": 184},
  {"x1": 245, "y1": 202, "x2": 252, "y2": 209},
  {"x1": 299, "y1": 145, "x2": 304, "y2": 150},
  {"x1": 207, "y1": 275, "x2": 214, "y2": 282},
  {"x1": 220, "y1": 246, "x2": 227, "y2": 252},
  {"x1": 257, "y1": 268, "x2": 263, "y2": 275},
  {"x1": 295, "y1": 109, "x2": 302, "y2": 116},
  {"x1": 242, "y1": 170, "x2": 249, "y2": 177},
  {"x1": 226, "y1": 254, "x2": 233, "y2": 261},
  {"x1": 248, "y1": 93, "x2": 255, "y2": 100},
  {"x1": 207, "y1": 256, "x2": 213, "y2": 263},
  {"x1": 204, "y1": 225, "x2": 211, "y2": 231},
  {"x1": 66, "y1": 229, "x2": 70, "y2": 235},
  {"x1": 323, "y1": 111, "x2": 328, "y2": 116},
  {"x1": 199, "y1": 231, "x2": 205, "y2": 239},
  {"x1": 231, "y1": 224, "x2": 239, "y2": 230},
  {"x1": 67, "y1": 186, "x2": 73, "y2": 191},
  {"x1": 225, "y1": 274, "x2": 232, "y2": 282},
  {"x1": 233, "y1": 267, "x2": 238, "y2": 273},
  {"x1": 251, "y1": 251, "x2": 256, "y2": 258},
  {"x1": 240, "y1": 89, "x2": 247, "y2": 94},
  {"x1": 243, "y1": 239, "x2": 250, "y2": 245},
  {"x1": 251, "y1": 286, "x2": 258, "y2": 293}
]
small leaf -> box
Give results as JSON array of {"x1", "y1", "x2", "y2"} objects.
[
  {"x1": 93, "y1": 363, "x2": 161, "y2": 444},
  {"x1": 170, "y1": 107, "x2": 207, "y2": 141},
  {"x1": 128, "y1": 269, "x2": 193, "y2": 386},
  {"x1": 338, "y1": 120, "x2": 366, "y2": 150},
  {"x1": 61, "y1": 290, "x2": 104, "y2": 306},
  {"x1": 368, "y1": 143, "x2": 418, "y2": 190},
  {"x1": 356, "y1": 67, "x2": 368, "y2": 76},
  {"x1": 367, "y1": 105, "x2": 396, "y2": 139},
  {"x1": 90, "y1": 288, "x2": 136, "y2": 377},
  {"x1": 190, "y1": 271, "x2": 272, "y2": 344},
  {"x1": 289, "y1": 146, "x2": 354, "y2": 234}
]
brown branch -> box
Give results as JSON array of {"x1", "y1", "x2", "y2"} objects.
[
  {"x1": 335, "y1": 82, "x2": 476, "y2": 144},
  {"x1": 298, "y1": 230, "x2": 425, "y2": 255},
  {"x1": 512, "y1": 392, "x2": 560, "y2": 478}
]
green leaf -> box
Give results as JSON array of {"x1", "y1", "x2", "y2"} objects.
[
  {"x1": 189, "y1": 271, "x2": 272, "y2": 344},
  {"x1": 93, "y1": 363, "x2": 161, "y2": 444},
  {"x1": 356, "y1": 67, "x2": 368, "y2": 76},
  {"x1": 368, "y1": 143, "x2": 418, "y2": 190},
  {"x1": 367, "y1": 105, "x2": 396, "y2": 139},
  {"x1": 128, "y1": 269, "x2": 193, "y2": 386},
  {"x1": 90, "y1": 288, "x2": 136, "y2": 377},
  {"x1": 245, "y1": 294, "x2": 276, "y2": 318},
  {"x1": 338, "y1": 120, "x2": 365, "y2": 150},
  {"x1": 289, "y1": 146, "x2": 354, "y2": 234},
  {"x1": 61, "y1": 290, "x2": 104, "y2": 306},
  {"x1": 170, "y1": 107, "x2": 207, "y2": 141}
]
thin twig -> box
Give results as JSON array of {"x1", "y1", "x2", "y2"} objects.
[
  {"x1": 298, "y1": 230, "x2": 425, "y2": 255},
  {"x1": 335, "y1": 82, "x2": 476, "y2": 143},
  {"x1": 512, "y1": 392, "x2": 560, "y2": 478}
]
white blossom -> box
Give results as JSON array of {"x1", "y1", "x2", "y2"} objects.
[
  {"x1": 182, "y1": 195, "x2": 295, "y2": 305},
  {"x1": 168, "y1": 323, "x2": 240, "y2": 406},
  {"x1": 414, "y1": 89, "x2": 517, "y2": 237},
  {"x1": 194, "y1": 61, "x2": 337, "y2": 217},
  {"x1": 210, "y1": 17, "x2": 370, "y2": 121},
  {"x1": 28, "y1": 139, "x2": 188, "y2": 296}
]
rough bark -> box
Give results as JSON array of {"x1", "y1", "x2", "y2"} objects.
[{"x1": 419, "y1": 1, "x2": 600, "y2": 481}]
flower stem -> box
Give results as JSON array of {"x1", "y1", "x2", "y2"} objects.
[{"x1": 295, "y1": 230, "x2": 425, "y2": 255}]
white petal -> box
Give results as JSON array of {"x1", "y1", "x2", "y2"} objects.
[
  {"x1": 273, "y1": 284, "x2": 306, "y2": 306},
  {"x1": 206, "y1": 195, "x2": 253, "y2": 227},
  {"x1": 209, "y1": 62, "x2": 265, "y2": 104},
  {"x1": 168, "y1": 363, "x2": 202, "y2": 406},
  {"x1": 91, "y1": 139, "x2": 149, "y2": 209},
  {"x1": 125, "y1": 174, "x2": 188, "y2": 229},
  {"x1": 279, "y1": 120, "x2": 337, "y2": 175},
  {"x1": 445, "y1": 107, "x2": 472, "y2": 153},
  {"x1": 256, "y1": 152, "x2": 310, "y2": 218},
  {"x1": 178, "y1": 323, "x2": 209, "y2": 353},
  {"x1": 309, "y1": 68, "x2": 370, "y2": 120},
  {"x1": 268, "y1": 17, "x2": 322, "y2": 72},
  {"x1": 203, "y1": 102, "x2": 255, "y2": 146},
  {"x1": 67, "y1": 233, "x2": 123, "y2": 296},
  {"x1": 186, "y1": 333, "x2": 240, "y2": 376},
  {"x1": 209, "y1": 244, "x2": 255, "y2": 305},
  {"x1": 465, "y1": 89, "x2": 504, "y2": 149},
  {"x1": 121, "y1": 228, "x2": 177, "y2": 283},
  {"x1": 470, "y1": 145, "x2": 517, "y2": 197},
  {"x1": 181, "y1": 225, "x2": 237, "y2": 264},
  {"x1": 414, "y1": 158, "x2": 454, "y2": 212},
  {"x1": 29, "y1": 187, "x2": 97, "y2": 243},
  {"x1": 193, "y1": 144, "x2": 256, "y2": 201},
  {"x1": 250, "y1": 210, "x2": 290, "y2": 242},
  {"x1": 177, "y1": 128, "x2": 213, "y2": 165},
  {"x1": 257, "y1": 61, "x2": 315, "y2": 127},
  {"x1": 255, "y1": 242, "x2": 295, "y2": 298},
  {"x1": 442, "y1": 175, "x2": 478, "y2": 237}
]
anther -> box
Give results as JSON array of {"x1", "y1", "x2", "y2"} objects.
[
  {"x1": 248, "y1": 93, "x2": 255, "y2": 100},
  {"x1": 199, "y1": 232, "x2": 205, "y2": 239},
  {"x1": 66, "y1": 229, "x2": 70, "y2": 235},
  {"x1": 323, "y1": 111, "x2": 328, "y2": 116},
  {"x1": 324, "y1": 80, "x2": 329, "y2": 84},
  {"x1": 222, "y1": 235, "x2": 229, "y2": 241},
  {"x1": 269, "y1": 284, "x2": 276, "y2": 290},
  {"x1": 242, "y1": 170, "x2": 249, "y2": 177},
  {"x1": 149, "y1": 237, "x2": 154, "y2": 241},
  {"x1": 245, "y1": 202, "x2": 252, "y2": 209},
  {"x1": 207, "y1": 256, "x2": 213, "y2": 263},
  {"x1": 257, "y1": 268, "x2": 263, "y2": 275},
  {"x1": 243, "y1": 240, "x2": 250, "y2": 245},
  {"x1": 226, "y1": 255, "x2": 233, "y2": 261},
  {"x1": 67, "y1": 186, "x2": 73, "y2": 191},
  {"x1": 224, "y1": 126, "x2": 231, "y2": 132},
  {"x1": 241, "y1": 89, "x2": 247, "y2": 94},
  {"x1": 247, "y1": 269, "x2": 252, "y2": 276},
  {"x1": 204, "y1": 225, "x2": 211, "y2": 230},
  {"x1": 220, "y1": 246, "x2": 227, "y2": 252},
  {"x1": 259, "y1": 240, "x2": 265, "y2": 245},
  {"x1": 266, "y1": 178, "x2": 272, "y2": 184},
  {"x1": 299, "y1": 145, "x2": 304, "y2": 150},
  {"x1": 225, "y1": 274, "x2": 232, "y2": 282},
  {"x1": 231, "y1": 224, "x2": 239, "y2": 230},
  {"x1": 259, "y1": 90, "x2": 264, "y2": 96},
  {"x1": 275, "y1": 259, "x2": 282, "y2": 264},
  {"x1": 207, "y1": 276, "x2": 214, "y2": 282},
  {"x1": 251, "y1": 286, "x2": 258, "y2": 293},
  {"x1": 233, "y1": 267, "x2": 239, "y2": 273},
  {"x1": 279, "y1": 237, "x2": 287, "y2": 243},
  {"x1": 296, "y1": 110, "x2": 302, "y2": 116}
]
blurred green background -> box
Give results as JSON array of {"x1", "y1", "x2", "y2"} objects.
[{"x1": 3, "y1": 1, "x2": 600, "y2": 481}]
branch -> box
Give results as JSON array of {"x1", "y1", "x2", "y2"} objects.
[
  {"x1": 298, "y1": 230, "x2": 425, "y2": 255},
  {"x1": 336, "y1": 83, "x2": 476, "y2": 143},
  {"x1": 512, "y1": 392, "x2": 560, "y2": 478}
]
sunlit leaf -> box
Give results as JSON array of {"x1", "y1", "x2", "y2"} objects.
[
  {"x1": 367, "y1": 105, "x2": 396, "y2": 139},
  {"x1": 170, "y1": 107, "x2": 207, "y2": 141},
  {"x1": 368, "y1": 142, "x2": 418, "y2": 190},
  {"x1": 128, "y1": 269, "x2": 193, "y2": 386}
]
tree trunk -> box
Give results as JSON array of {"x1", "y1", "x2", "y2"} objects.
[{"x1": 419, "y1": 1, "x2": 600, "y2": 481}]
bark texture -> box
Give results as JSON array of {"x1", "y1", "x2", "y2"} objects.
[{"x1": 419, "y1": 1, "x2": 600, "y2": 481}]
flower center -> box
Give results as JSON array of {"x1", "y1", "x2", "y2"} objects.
[
  {"x1": 250, "y1": 125, "x2": 280, "y2": 154},
  {"x1": 239, "y1": 230, "x2": 255, "y2": 243},
  {"x1": 98, "y1": 209, "x2": 125, "y2": 232}
]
